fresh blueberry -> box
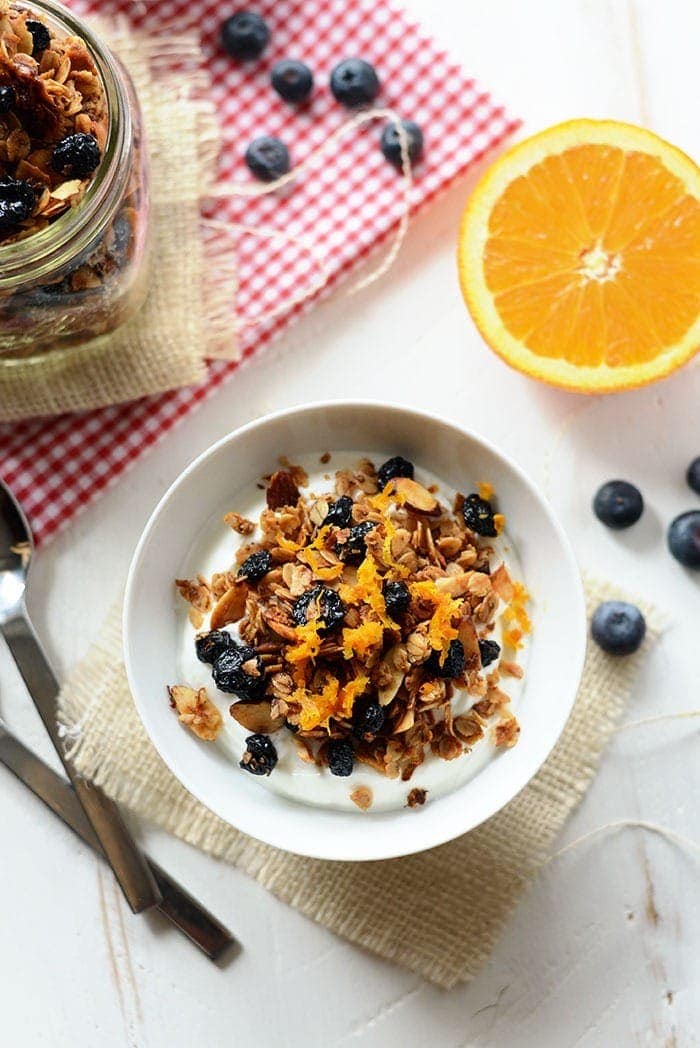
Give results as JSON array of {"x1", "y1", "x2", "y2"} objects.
[
  {"x1": 220, "y1": 11, "x2": 270, "y2": 60},
  {"x1": 292, "y1": 585, "x2": 346, "y2": 631},
  {"x1": 327, "y1": 739, "x2": 354, "y2": 777},
  {"x1": 428, "y1": 639, "x2": 466, "y2": 679},
  {"x1": 52, "y1": 133, "x2": 101, "y2": 178},
  {"x1": 593, "y1": 480, "x2": 644, "y2": 529},
  {"x1": 244, "y1": 136, "x2": 290, "y2": 182},
  {"x1": 0, "y1": 177, "x2": 35, "y2": 233},
  {"x1": 240, "y1": 733, "x2": 277, "y2": 776},
  {"x1": 26, "y1": 19, "x2": 50, "y2": 55},
  {"x1": 0, "y1": 85, "x2": 15, "y2": 114},
  {"x1": 382, "y1": 579, "x2": 410, "y2": 618},
  {"x1": 686, "y1": 457, "x2": 700, "y2": 496},
  {"x1": 380, "y1": 119, "x2": 423, "y2": 168},
  {"x1": 271, "y1": 59, "x2": 313, "y2": 103},
  {"x1": 353, "y1": 702, "x2": 385, "y2": 739},
  {"x1": 591, "y1": 601, "x2": 646, "y2": 656},
  {"x1": 213, "y1": 645, "x2": 266, "y2": 698},
  {"x1": 462, "y1": 493, "x2": 496, "y2": 537},
  {"x1": 337, "y1": 520, "x2": 376, "y2": 563},
  {"x1": 195, "y1": 630, "x2": 235, "y2": 664},
  {"x1": 329, "y1": 58, "x2": 380, "y2": 107},
  {"x1": 377, "y1": 455, "x2": 414, "y2": 490},
  {"x1": 478, "y1": 638, "x2": 501, "y2": 667},
  {"x1": 667, "y1": 510, "x2": 700, "y2": 569},
  {"x1": 237, "y1": 549, "x2": 272, "y2": 582},
  {"x1": 323, "y1": 495, "x2": 353, "y2": 528}
]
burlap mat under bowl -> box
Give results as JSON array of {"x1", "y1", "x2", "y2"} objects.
[
  {"x1": 0, "y1": 20, "x2": 214, "y2": 421},
  {"x1": 57, "y1": 576, "x2": 659, "y2": 989}
]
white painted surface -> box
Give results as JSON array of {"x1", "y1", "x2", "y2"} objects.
[{"x1": 2, "y1": 1, "x2": 699, "y2": 1044}]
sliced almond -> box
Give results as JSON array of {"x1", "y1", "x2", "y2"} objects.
[
  {"x1": 229, "y1": 700, "x2": 284, "y2": 734},
  {"x1": 434, "y1": 572, "x2": 472, "y2": 596},
  {"x1": 210, "y1": 582, "x2": 248, "y2": 629},
  {"x1": 491, "y1": 563, "x2": 515, "y2": 602},
  {"x1": 168, "y1": 685, "x2": 222, "y2": 741},
  {"x1": 394, "y1": 707, "x2": 415, "y2": 733},
  {"x1": 350, "y1": 785, "x2": 373, "y2": 811},
  {"x1": 377, "y1": 644, "x2": 407, "y2": 706},
  {"x1": 392, "y1": 477, "x2": 438, "y2": 514}
]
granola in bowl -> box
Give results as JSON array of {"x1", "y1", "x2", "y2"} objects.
[{"x1": 172, "y1": 452, "x2": 531, "y2": 813}]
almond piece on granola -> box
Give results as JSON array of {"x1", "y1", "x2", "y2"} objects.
[
  {"x1": 391, "y1": 477, "x2": 438, "y2": 514},
  {"x1": 229, "y1": 700, "x2": 284, "y2": 734},
  {"x1": 168, "y1": 685, "x2": 222, "y2": 741},
  {"x1": 210, "y1": 583, "x2": 248, "y2": 629},
  {"x1": 266, "y1": 470, "x2": 300, "y2": 510}
]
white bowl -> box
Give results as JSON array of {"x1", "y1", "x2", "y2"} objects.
[{"x1": 124, "y1": 401, "x2": 586, "y2": 861}]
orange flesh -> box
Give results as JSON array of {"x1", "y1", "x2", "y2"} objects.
[{"x1": 483, "y1": 144, "x2": 700, "y2": 369}]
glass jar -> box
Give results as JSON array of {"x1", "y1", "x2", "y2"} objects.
[{"x1": 0, "y1": 0, "x2": 149, "y2": 361}]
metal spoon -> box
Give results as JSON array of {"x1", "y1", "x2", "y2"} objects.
[{"x1": 0, "y1": 479, "x2": 161, "y2": 914}]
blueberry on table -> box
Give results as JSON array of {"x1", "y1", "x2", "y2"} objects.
[
  {"x1": 330, "y1": 58, "x2": 380, "y2": 107},
  {"x1": 52, "y1": 133, "x2": 101, "y2": 178},
  {"x1": 353, "y1": 702, "x2": 385, "y2": 739},
  {"x1": 323, "y1": 495, "x2": 353, "y2": 528},
  {"x1": 244, "y1": 136, "x2": 290, "y2": 182},
  {"x1": 462, "y1": 493, "x2": 497, "y2": 537},
  {"x1": 377, "y1": 455, "x2": 414, "y2": 490},
  {"x1": 292, "y1": 585, "x2": 346, "y2": 631},
  {"x1": 220, "y1": 11, "x2": 270, "y2": 60},
  {"x1": 195, "y1": 629, "x2": 235, "y2": 665},
  {"x1": 593, "y1": 480, "x2": 644, "y2": 529},
  {"x1": 337, "y1": 520, "x2": 376, "y2": 564},
  {"x1": 240, "y1": 733, "x2": 277, "y2": 776},
  {"x1": 26, "y1": 19, "x2": 50, "y2": 55},
  {"x1": 382, "y1": 579, "x2": 410, "y2": 618},
  {"x1": 212, "y1": 645, "x2": 266, "y2": 698},
  {"x1": 428, "y1": 639, "x2": 466, "y2": 679},
  {"x1": 237, "y1": 548, "x2": 272, "y2": 582},
  {"x1": 478, "y1": 638, "x2": 501, "y2": 667},
  {"x1": 271, "y1": 59, "x2": 313, "y2": 103},
  {"x1": 0, "y1": 85, "x2": 15, "y2": 114},
  {"x1": 591, "y1": 601, "x2": 646, "y2": 656},
  {"x1": 327, "y1": 739, "x2": 354, "y2": 777},
  {"x1": 667, "y1": 510, "x2": 700, "y2": 569},
  {"x1": 380, "y1": 119, "x2": 424, "y2": 168},
  {"x1": 686, "y1": 456, "x2": 700, "y2": 496}
]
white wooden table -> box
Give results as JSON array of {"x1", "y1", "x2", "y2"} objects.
[{"x1": 2, "y1": 2, "x2": 699, "y2": 1044}]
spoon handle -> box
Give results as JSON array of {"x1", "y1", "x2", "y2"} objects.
[{"x1": 1, "y1": 611, "x2": 161, "y2": 914}]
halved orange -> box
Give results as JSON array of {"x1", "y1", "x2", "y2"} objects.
[{"x1": 458, "y1": 120, "x2": 700, "y2": 392}]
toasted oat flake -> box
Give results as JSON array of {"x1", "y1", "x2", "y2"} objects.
[{"x1": 350, "y1": 785, "x2": 373, "y2": 811}]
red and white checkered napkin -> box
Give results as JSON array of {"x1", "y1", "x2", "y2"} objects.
[{"x1": 0, "y1": 0, "x2": 518, "y2": 545}]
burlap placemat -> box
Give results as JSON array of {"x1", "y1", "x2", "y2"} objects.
[
  {"x1": 57, "y1": 576, "x2": 659, "y2": 989},
  {"x1": 0, "y1": 21, "x2": 214, "y2": 421}
]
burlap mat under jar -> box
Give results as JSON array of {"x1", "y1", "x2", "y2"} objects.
[
  {"x1": 56, "y1": 577, "x2": 659, "y2": 989},
  {"x1": 0, "y1": 20, "x2": 216, "y2": 421}
]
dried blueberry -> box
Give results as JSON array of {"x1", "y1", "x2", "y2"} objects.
[
  {"x1": 353, "y1": 702, "x2": 385, "y2": 739},
  {"x1": 271, "y1": 58, "x2": 313, "y2": 103},
  {"x1": 26, "y1": 19, "x2": 50, "y2": 55},
  {"x1": 667, "y1": 510, "x2": 700, "y2": 569},
  {"x1": 195, "y1": 630, "x2": 235, "y2": 665},
  {"x1": 292, "y1": 585, "x2": 346, "y2": 631},
  {"x1": 593, "y1": 480, "x2": 644, "y2": 529},
  {"x1": 591, "y1": 601, "x2": 646, "y2": 655},
  {"x1": 0, "y1": 85, "x2": 15, "y2": 114},
  {"x1": 0, "y1": 177, "x2": 35, "y2": 233},
  {"x1": 377, "y1": 455, "x2": 414, "y2": 490},
  {"x1": 327, "y1": 739, "x2": 354, "y2": 777},
  {"x1": 240, "y1": 733, "x2": 277, "y2": 776},
  {"x1": 337, "y1": 520, "x2": 376, "y2": 563},
  {"x1": 52, "y1": 133, "x2": 101, "y2": 178},
  {"x1": 220, "y1": 11, "x2": 270, "y2": 60},
  {"x1": 462, "y1": 493, "x2": 497, "y2": 537},
  {"x1": 238, "y1": 549, "x2": 272, "y2": 582},
  {"x1": 428, "y1": 639, "x2": 465, "y2": 679},
  {"x1": 330, "y1": 58, "x2": 380, "y2": 107},
  {"x1": 323, "y1": 495, "x2": 353, "y2": 528},
  {"x1": 380, "y1": 119, "x2": 423, "y2": 168},
  {"x1": 686, "y1": 456, "x2": 700, "y2": 496},
  {"x1": 244, "y1": 135, "x2": 290, "y2": 182},
  {"x1": 382, "y1": 579, "x2": 410, "y2": 618},
  {"x1": 478, "y1": 638, "x2": 501, "y2": 667},
  {"x1": 213, "y1": 645, "x2": 265, "y2": 699}
]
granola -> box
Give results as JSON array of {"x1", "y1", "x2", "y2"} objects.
[{"x1": 172, "y1": 454, "x2": 531, "y2": 812}]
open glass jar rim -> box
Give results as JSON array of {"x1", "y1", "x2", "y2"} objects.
[{"x1": 0, "y1": 0, "x2": 132, "y2": 290}]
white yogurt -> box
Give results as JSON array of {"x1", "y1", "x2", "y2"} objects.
[{"x1": 175, "y1": 452, "x2": 529, "y2": 812}]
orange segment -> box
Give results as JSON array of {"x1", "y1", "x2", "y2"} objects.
[{"x1": 458, "y1": 120, "x2": 700, "y2": 392}]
